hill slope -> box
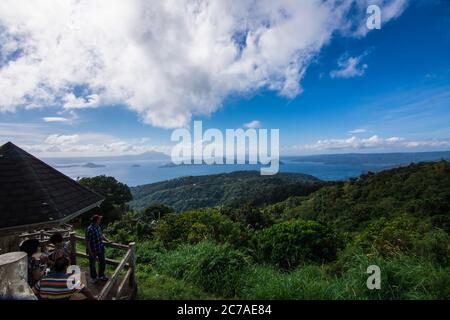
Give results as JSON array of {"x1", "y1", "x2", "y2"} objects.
[
  {"x1": 288, "y1": 150, "x2": 450, "y2": 165},
  {"x1": 267, "y1": 160, "x2": 450, "y2": 233},
  {"x1": 129, "y1": 171, "x2": 321, "y2": 211},
  {"x1": 112, "y1": 161, "x2": 450, "y2": 300}
]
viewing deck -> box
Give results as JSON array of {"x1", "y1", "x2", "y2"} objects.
[{"x1": 20, "y1": 226, "x2": 137, "y2": 300}]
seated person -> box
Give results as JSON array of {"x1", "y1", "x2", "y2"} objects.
[
  {"x1": 47, "y1": 233, "x2": 71, "y2": 268},
  {"x1": 33, "y1": 257, "x2": 96, "y2": 300},
  {"x1": 19, "y1": 239, "x2": 46, "y2": 287}
]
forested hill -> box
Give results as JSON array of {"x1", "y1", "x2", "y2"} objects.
[
  {"x1": 129, "y1": 171, "x2": 322, "y2": 211},
  {"x1": 92, "y1": 161, "x2": 449, "y2": 299},
  {"x1": 266, "y1": 160, "x2": 450, "y2": 233}
]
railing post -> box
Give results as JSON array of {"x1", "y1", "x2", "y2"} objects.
[
  {"x1": 39, "y1": 230, "x2": 45, "y2": 253},
  {"x1": 69, "y1": 232, "x2": 77, "y2": 265},
  {"x1": 128, "y1": 242, "x2": 136, "y2": 289}
]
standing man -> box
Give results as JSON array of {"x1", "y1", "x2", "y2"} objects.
[{"x1": 85, "y1": 214, "x2": 110, "y2": 283}]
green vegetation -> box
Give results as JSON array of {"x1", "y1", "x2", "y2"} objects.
[
  {"x1": 154, "y1": 241, "x2": 249, "y2": 297},
  {"x1": 258, "y1": 220, "x2": 341, "y2": 269},
  {"x1": 85, "y1": 161, "x2": 450, "y2": 300},
  {"x1": 79, "y1": 175, "x2": 132, "y2": 224},
  {"x1": 136, "y1": 265, "x2": 214, "y2": 300},
  {"x1": 105, "y1": 204, "x2": 175, "y2": 244},
  {"x1": 129, "y1": 171, "x2": 322, "y2": 211}
]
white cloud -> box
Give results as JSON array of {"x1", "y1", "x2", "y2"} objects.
[
  {"x1": 348, "y1": 128, "x2": 368, "y2": 134},
  {"x1": 403, "y1": 140, "x2": 450, "y2": 149},
  {"x1": 43, "y1": 117, "x2": 70, "y2": 123},
  {"x1": 345, "y1": 0, "x2": 408, "y2": 36},
  {"x1": 290, "y1": 135, "x2": 450, "y2": 152},
  {"x1": 0, "y1": 0, "x2": 407, "y2": 128},
  {"x1": 330, "y1": 54, "x2": 368, "y2": 79},
  {"x1": 0, "y1": 122, "x2": 169, "y2": 157},
  {"x1": 0, "y1": 122, "x2": 48, "y2": 145},
  {"x1": 45, "y1": 134, "x2": 80, "y2": 145},
  {"x1": 243, "y1": 120, "x2": 262, "y2": 129},
  {"x1": 63, "y1": 93, "x2": 100, "y2": 109},
  {"x1": 22, "y1": 133, "x2": 170, "y2": 157}
]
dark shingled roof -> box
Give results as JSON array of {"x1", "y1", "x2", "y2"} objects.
[{"x1": 0, "y1": 142, "x2": 104, "y2": 232}]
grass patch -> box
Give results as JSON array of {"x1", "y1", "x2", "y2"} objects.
[
  {"x1": 154, "y1": 241, "x2": 250, "y2": 298},
  {"x1": 136, "y1": 266, "x2": 214, "y2": 300}
]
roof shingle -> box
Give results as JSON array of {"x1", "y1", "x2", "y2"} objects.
[{"x1": 0, "y1": 142, "x2": 104, "y2": 231}]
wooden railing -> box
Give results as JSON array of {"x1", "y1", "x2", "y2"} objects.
[
  {"x1": 70, "y1": 233, "x2": 136, "y2": 300},
  {"x1": 20, "y1": 228, "x2": 137, "y2": 300}
]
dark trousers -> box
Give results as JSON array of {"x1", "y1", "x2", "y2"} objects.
[{"x1": 89, "y1": 247, "x2": 106, "y2": 279}]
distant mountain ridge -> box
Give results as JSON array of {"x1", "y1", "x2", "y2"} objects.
[
  {"x1": 287, "y1": 151, "x2": 450, "y2": 166},
  {"x1": 44, "y1": 150, "x2": 170, "y2": 164},
  {"x1": 129, "y1": 171, "x2": 321, "y2": 211}
]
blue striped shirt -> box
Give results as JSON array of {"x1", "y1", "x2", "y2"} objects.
[{"x1": 86, "y1": 224, "x2": 104, "y2": 253}]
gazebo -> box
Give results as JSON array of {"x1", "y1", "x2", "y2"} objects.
[
  {"x1": 0, "y1": 141, "x2": 103, "y2": 251},
  {"x1": 0, "y1": 142, "x2": 137, "y2": 300}
]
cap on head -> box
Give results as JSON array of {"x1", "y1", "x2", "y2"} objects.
[{"x1": 91, "y1": 214, "x2": 103, "y2": 223}]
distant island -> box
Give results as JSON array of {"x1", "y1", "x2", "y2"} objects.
[
  {"x1": 53, "y1": 162, "x2": 106, "y2": 169},
  {"x1": 82, "y1": 162, "x2": 106, "y2": 168},
  {"x1": 131, "y1": 164, "x2": 141, "y2": 168}
]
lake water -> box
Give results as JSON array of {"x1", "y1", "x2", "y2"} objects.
[{"x1": 46, "y1": 158, "x2": 388, "y2": 187}]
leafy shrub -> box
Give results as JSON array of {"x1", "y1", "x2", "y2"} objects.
[
  {"x1": 106, "y1": 211, "x2": 155, "y2": 243},
  {"x1": 412, "y1": 229, "x2": 450, "y2": 265},
  {"x1": 143, "y1": 204, "x2": 174, "y2": 220},
  {"x1": 105, "y1": 204, "x2": 174, "y2": 243},
  {"x1": 332, "y1": 253, "x2": 450, "y2": 300},
  {"x1": 351, "y1": 215, "x2": 450, "y2": 264},
  {"x1": 136, "y1": 240, "x2": 166, "y2": 264},
  {"x1": 154, "y1": 209, "x2": 246, "y2": 249},
  {"x1": 352, "y1": 216, "x2": 422, "y2": 256},
  {"x1": 258, "y1": 220, "x2": 341, "y2": 269},
  {"x1": 154, "y1": 241, "x2": 250, "y2": 297},
  {"x1": 221, "y1": 204, "x2": 275, "y2": 230}
]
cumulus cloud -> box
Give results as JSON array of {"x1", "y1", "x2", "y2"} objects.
[
  {"x1": 343, "y1": 0, "x2": 408, "y2": 36},
  {"x1": 0, "y1": 0, "x2": 407, "y2": 128},
  {"x1": 25, "y1": 133, "x2": 170, "y2": 157},
  {"x1": 63, "y1": 93, "x2": 100, "y2": 109},
  {"x1": 243, "y1": 120, "x2": 262, "y2": 129},
  {"x1": 45, "y1": 134, "x2": 80, "y2": 145},
  {"x1": 290, "y1": 135, "x2": 450, "y2": 152},
  {"x1": 330, "y1": 54, "x2": 368, "y2": 79},
  {"x1": 348, "y1": 128, "x2": 368, "y2": 134}
]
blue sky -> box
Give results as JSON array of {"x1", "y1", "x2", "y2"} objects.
[{"x1": 0, "y1": 0, "x2": 449, "y2": 156}]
